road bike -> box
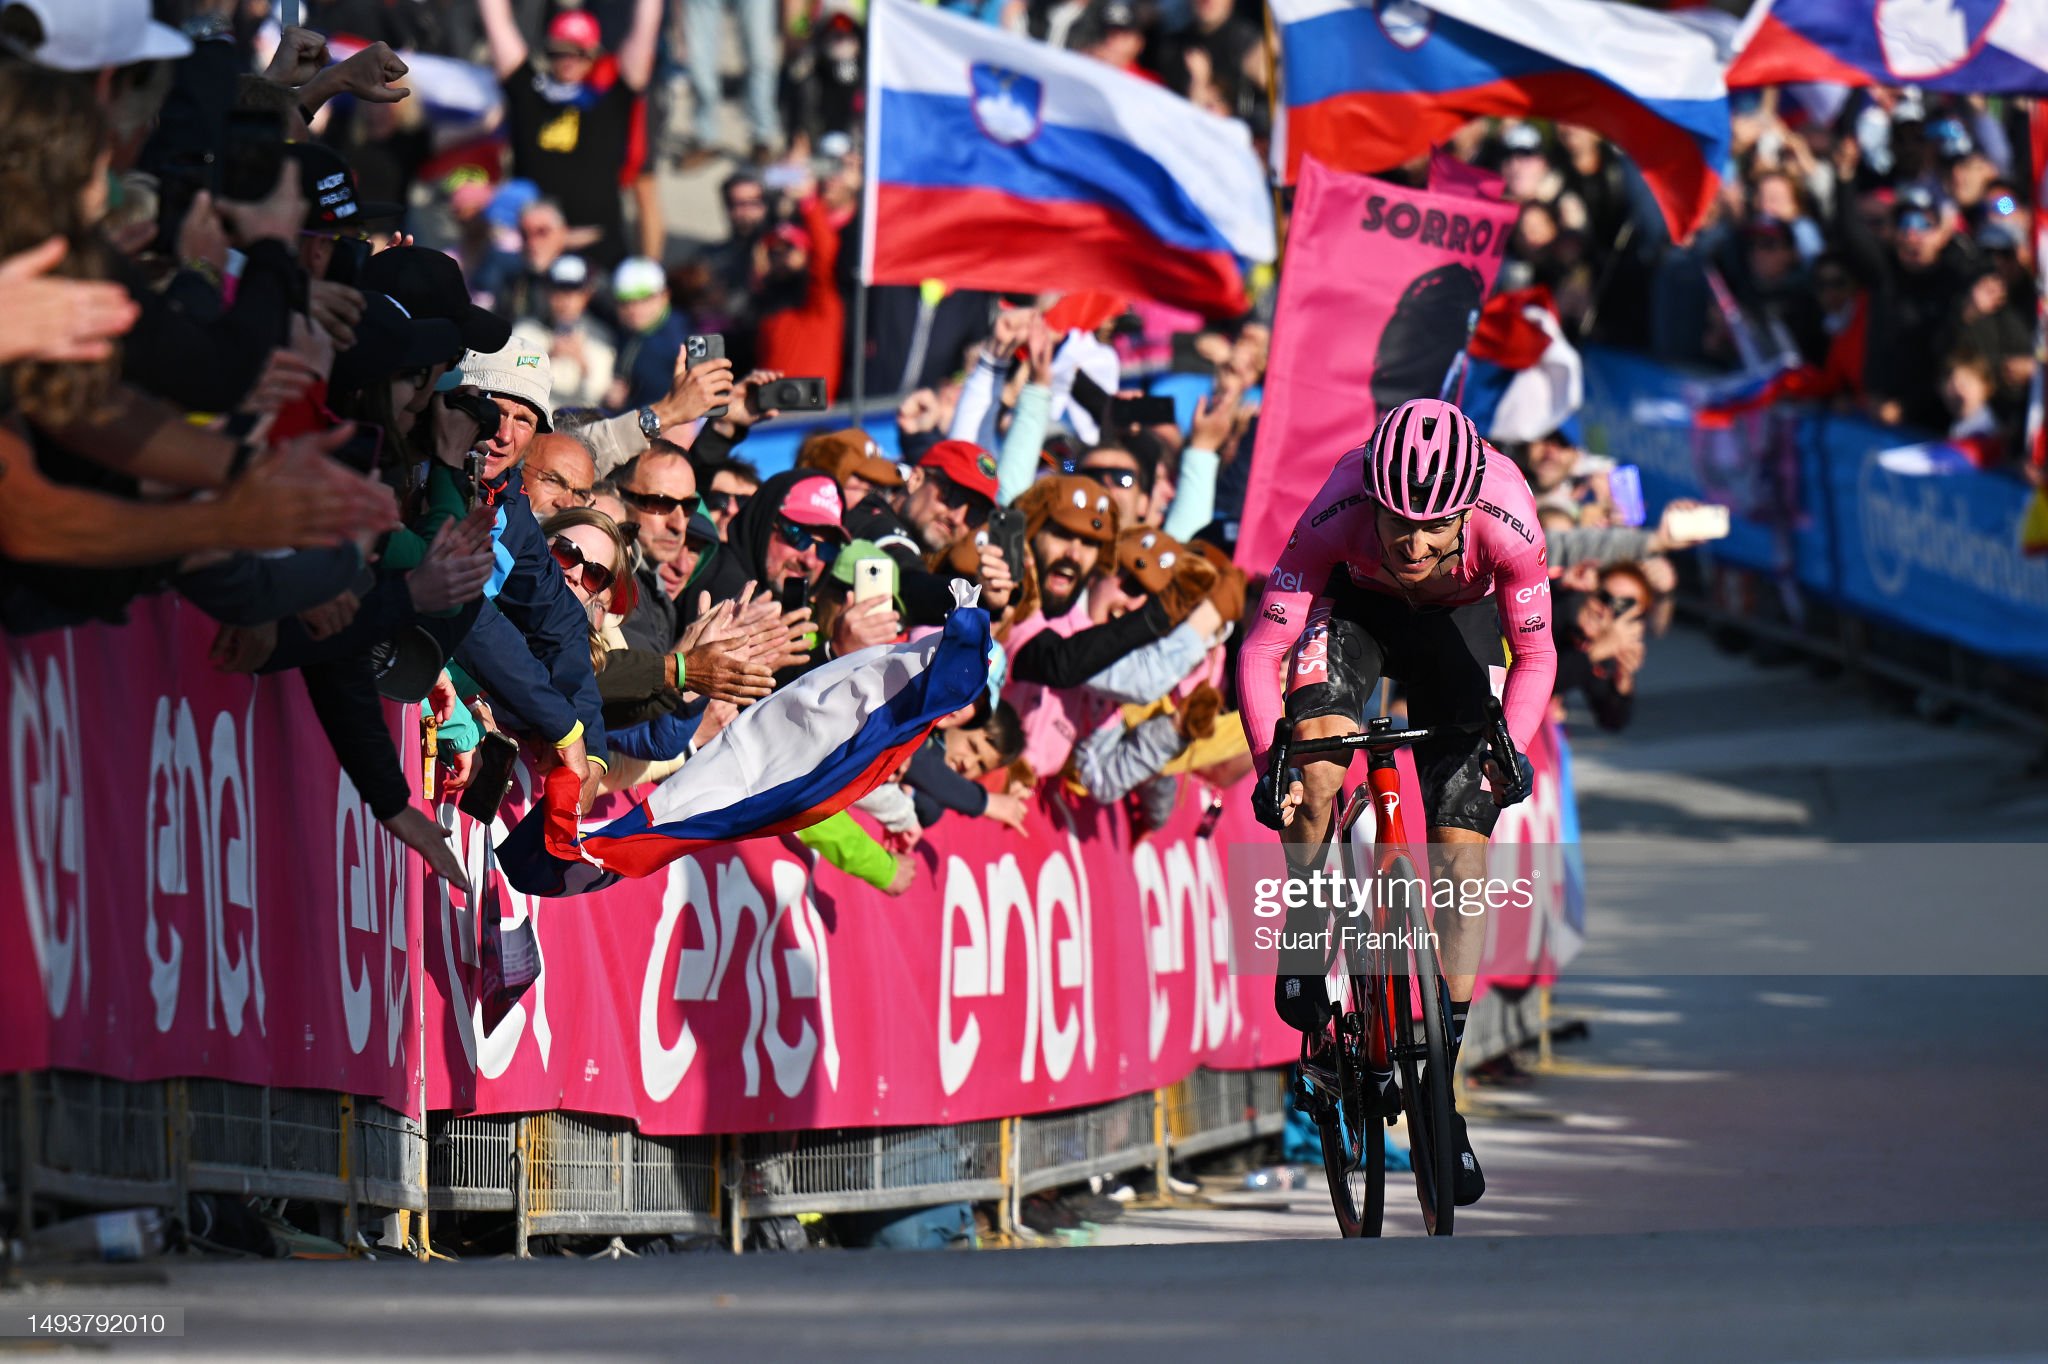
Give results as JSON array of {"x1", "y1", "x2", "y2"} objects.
[{"x1": 1260, "y1": 701, "x2": 1517, "y2": 1237}]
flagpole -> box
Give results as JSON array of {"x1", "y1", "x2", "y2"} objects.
[
  {"x1": 1262, "y1": 0, "x2": 1287, "y2": 262},
  {"x1": 852, "y1": 0, "x2": 881, "y2": 431}
]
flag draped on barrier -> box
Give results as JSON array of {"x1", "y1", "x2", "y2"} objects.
[
  {"x1": 1234, "y1": 155, "x2": 1519, "y2": 571},
  {"x1": 1270, "y1": 0, "x2": 1730, "y2": 240},
  {"x1": 1729, "y1": 0, "x2": 2048, "y2": 93},
  {"x1": 860, "y1": 0, "x2": 1275, "y2": 317},
  {"x1": 502, "y1": 604, "x2": 995, "y2": 896}
]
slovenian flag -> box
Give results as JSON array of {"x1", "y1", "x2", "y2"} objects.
[
  {"x1": 861, "y1": 0, "x2": 1275, "y2": 318},
  {"x1": 1271, "y1": 0, "x2": 1730, "y2": 240},
  {"x1": 500, "y1": 603, "x2": 994, "y2": 897},
  {"x1": 1729, "y1": 0, "x2": 2048, "y2": 94}
]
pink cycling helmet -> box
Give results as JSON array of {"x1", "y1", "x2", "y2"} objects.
[{"x1": 1363, "y1": 398, "x2": 1486, "y2": 520}]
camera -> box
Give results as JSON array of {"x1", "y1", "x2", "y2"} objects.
[
  {"x1": 751, "y1": 377, "x2": 828, "y2": 413},
  {"x1": 442, "y1": 390, "x2": 503, "y2": 443}
]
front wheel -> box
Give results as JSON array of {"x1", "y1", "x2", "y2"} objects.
[{"x1": 1312, "y1": 982, "x2": 1385, "y2": 1238}]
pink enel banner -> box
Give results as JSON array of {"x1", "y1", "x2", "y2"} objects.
[
  {"x1": 1236, "y1": 156, "x2": 1522, "y2": 572},
  {"x1": 0, "y1": 597, "x2": 425, "y2": 1115},
  {"x1": 424, "y1": 777, "x2": 1297, "y2": 1134},
  {"x1": 4, "y1": 600, "x2": 1577, "y2": 1133}
]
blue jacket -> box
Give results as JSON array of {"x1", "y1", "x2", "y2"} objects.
[{"x1": 451, "y1": 467, "x2": 609, "y2": 757}]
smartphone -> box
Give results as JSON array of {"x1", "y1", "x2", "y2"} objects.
[
  {"x1": 987, "y1": 506, "x2": 1027, "y2": 587},
  {"x1": 1665, "y1": 504, "x2": 1732, "y2": 543},
  {"x1": 458, "y1": 731, "x2": 521, "y2": 823},
  {"x1": 1110, "y1": 394, "x2": 1178, "y2": 428},
  {"x1": 685, "y1": 333, "x2": 727, "y2": 419},
  {"x1": 853, "y1": 557, "x2": 896, "y2": 604},
  {"x1": 1068, "y1": 369, "x2": 1114, "y2": 428},
  {"x1": 1607, "y1": 464, "x2": 1646, "y2": 528},
  {"x1": 779, "y1": 575, "x2": 808, "y2": 615},
  {"x1": 219, "y1": 109, "x2": 287, "y2": 204},
  {"x1": 752, "y1": 377, "x2": 828, "y2": 413}
]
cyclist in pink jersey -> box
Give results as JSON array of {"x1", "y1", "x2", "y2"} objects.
[{"x1": 1235, "y1": 397, "x2": 1557, "y2": 1207}]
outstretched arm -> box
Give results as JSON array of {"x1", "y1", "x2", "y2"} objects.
[
  {"x1": 478, "y1": 0, "x2": 530, "y2": 80},
  {"x1": 617, "y1": 0, "x2": 664, "y2": 91}
]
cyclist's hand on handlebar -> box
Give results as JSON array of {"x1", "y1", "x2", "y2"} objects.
[
  {"x1": 1485, "y1": 748, "x2": 1536, "y2": 807},
  {"x1": 1252, "y1": 766, "x2": 1305, "y2": 831}
]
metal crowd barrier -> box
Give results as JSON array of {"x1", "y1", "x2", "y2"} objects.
[{"x1": 8, "y1": 1068, "x2": 1288, "y2": 1253}]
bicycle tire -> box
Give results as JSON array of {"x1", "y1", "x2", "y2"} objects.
[
  {"x1": 1387, "y1": 856, "x2": 1456, "y2": 1236},
  {"x1": 1320, "y1": 788, "x2": 1386, "y2": 1238},
  {"x1": 1311, "y1": 976, "x2": 1385, "y2": 1238}
]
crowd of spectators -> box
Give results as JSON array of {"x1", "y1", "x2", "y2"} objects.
[{"x1": 5, "y1": 0, "x2": 2036, "y2": 912}]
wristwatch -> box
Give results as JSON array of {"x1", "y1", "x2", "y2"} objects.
[{"x1": 637, "y1": 406, "x2": 662, "y2": 441}]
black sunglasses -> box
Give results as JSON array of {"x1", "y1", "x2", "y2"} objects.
[
  {"x1": 929, "y1": 473, "x2": 992, "y2": 523},
  {"x1": 621, "y1": 488, "x2": 701, "y2": 518},
  {"x1": 776, "y1": 517, "x2": 843, "y2": 563},
  {"x1": 701, "y1": 489, "x2": 752, "y2": 517},
  {"x1": 1597, "y1": 589, "x2": 1642, "y2": 617},
  {"x1": 1077, "y1": 464, "x2": 1140, "y2": 489},
  {"x1": 549, "y1": 535, "x2": 616, "y2": 597}
]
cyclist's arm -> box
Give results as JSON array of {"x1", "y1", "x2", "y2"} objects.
[
  {"x1": 1235, "y1": 541, "x2": 1338, "y2": 774},
  {"x1": 1491, "y1": 544, "x2": 1558, "y2": 754}
]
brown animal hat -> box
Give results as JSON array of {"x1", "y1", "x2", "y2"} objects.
[
  {"x1": 797, "y1": 428, "x2": 903, "y2": 490},
  {"x1": 1114, "y1": 526, "x2": 1190, "y2": 597},
  {"x1": 1015, "y1": 474, "x2": 1119, "y2": 546}
]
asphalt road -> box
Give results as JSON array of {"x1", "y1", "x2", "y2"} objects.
[{"x1": 8, "y1": 626, "x2": 2047, "y2": 1363}]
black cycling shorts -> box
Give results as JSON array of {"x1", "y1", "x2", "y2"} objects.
[{"x1": 1283, "y1": 575, "x2": 1506, "y2": 836}]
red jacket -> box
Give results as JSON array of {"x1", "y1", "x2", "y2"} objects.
[{"x1": 757, "y1": 196, "x2": 846, "y2": 402}]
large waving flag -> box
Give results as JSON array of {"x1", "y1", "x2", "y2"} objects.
[
  {"x1": 501, "y1": 604, "x2": 994, "y2": 897},
  {"x1": 862, "y1": 0, "x2": 1275, "y2": 318},
  {"x1": 1730, "y1": 0, "x2": 2048, "y2": 93},
  {"x1": 1271, "y1": 0, "x2": 1730, "y2": 239}
]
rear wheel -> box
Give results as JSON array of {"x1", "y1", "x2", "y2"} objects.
[{"x1": 1387, "y1": 856, "x2": 1455, "y2": 1235}]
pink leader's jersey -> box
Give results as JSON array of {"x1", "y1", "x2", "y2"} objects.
[{"x1": 1236, "y1": 444, "x2": 1558, "y2": 765}]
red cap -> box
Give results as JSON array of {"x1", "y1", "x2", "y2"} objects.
[
  {"x1": 780, "y1": 474, "x2": 847, "y2": 533},
  {"x1": 919, "y1": 439, "x2": 999, "y2": 503},
  {"x1": 546, "y1": 11, "x2": 603, "y2": 51},
  {"x1": 767, "y1": 221, "x2": 813, "y2": 253}
]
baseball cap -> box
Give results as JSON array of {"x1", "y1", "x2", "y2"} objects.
[
  {"x1": 766, "y1": 221, "x2": 813, "y2": 253},
  {"x1": 685, "y1": 511, "x2": 720, "y2": 546},
  {"x1": 1501, "y1": 123, "x2": 1544, "y2": 155},
  {"x1": 799, "y1": 429, "x2": 903, "y2": 490},
  {"x1": 460, "y1": 339, "x2": 554, "y2": 432},
  {"x1": 612, "y1": 256, "x2": 667, "y2": 302},
  {"x1": 330, "y1": 294, "x2": 464, "y2": 398},
  {"x1": 1016, "y1": 473, "x2": 1119, "y2": 547},
  {"x1": 779, "y1": 475, "x2": 848, "y2": 534},
  {"x1": 919, "y1": 439, "x2": 999, "y2": 503},
  {"x1": 3, "y1": 0, "x2": 190, "y2": 72},
  {"x1": 1929, "y1": 117, "x2": 1974, "y2": 161},
  {"x1": 545, "y1": 10, "x2": 604, "y2": 52},
  {"x1": 549, "y1": 254, "x2": 591, "y2": 288},
  {"x1": 361, "y1": 246, "x2": 513, "y2": 354},
  {"x1": 288, "y1": 142, "x2": 402, "y2": 233},
  {"x1": 1101, "y1": 0, "x2": 1140, "y2": 29}
]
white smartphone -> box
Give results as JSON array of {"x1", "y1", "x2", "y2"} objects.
[
  {"x1": 1665, "y1": 504, "x2": 1731, "y2": 543},
  {"x1": 853, "y1": 557, "x2": 896, "y2": 604}
]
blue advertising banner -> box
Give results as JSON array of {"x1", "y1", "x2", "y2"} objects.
[{"x1": 1821, "y1": 421, "x2": 2048, "y2": 672}]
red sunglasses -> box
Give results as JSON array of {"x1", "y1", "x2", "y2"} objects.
[{"x1": 549, "y1": 535, "x2": 616, "y2": 597}]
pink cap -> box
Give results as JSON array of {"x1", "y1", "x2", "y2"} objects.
[
  {"x1": 546, "y1": 10, "x2": 604, "y2": 51},
  {"x1": 781, "y1": 475, "x2": 846, "y2": 532}
]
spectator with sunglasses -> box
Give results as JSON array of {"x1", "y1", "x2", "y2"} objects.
[
  {"x1": 841, "y1": 439, "x2": 1005, "y2": 626},
  {"x1": 695, "y1": 456, "x2": 761, "y2": 538},
  {"x1": 1554, "y1": 563, "x2": 1655, "y2": 733},
  {"x1": 615, "y1": 441, "x2": 703, "y2": 652}
]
